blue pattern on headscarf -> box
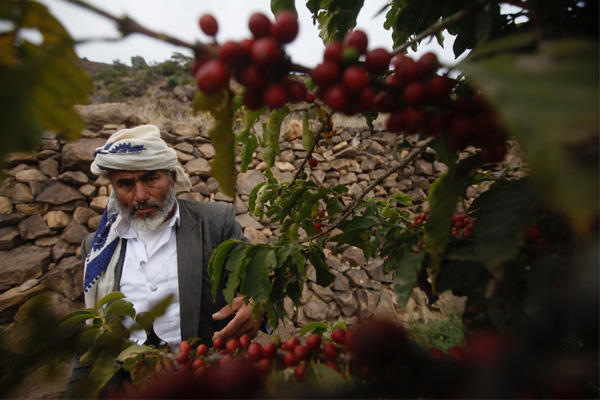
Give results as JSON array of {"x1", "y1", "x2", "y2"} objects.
[{"x1": 84, "y1": 208, "x2": 120, "y2": 291}]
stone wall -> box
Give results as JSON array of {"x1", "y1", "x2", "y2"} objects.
[{"x1": 0, "y1": 102, "x2": 523, "y2": 398}]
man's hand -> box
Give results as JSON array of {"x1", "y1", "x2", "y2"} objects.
[{"x1": 212, "y1": 296, "x2": 262, "y2": 343}]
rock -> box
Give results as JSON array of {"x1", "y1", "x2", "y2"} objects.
[
  {"x1": 15, "y1": 169, "x2": 47, "y2": 183},
  {"x1": 302, "y1": 297, "x2": 328, "y2": 321},
  {"x1": 18, "y1": 214, "x2": 51, "y2": 240},
  {"x1": 236, "y1": 213, "x2": 263, "y2": 230},
  {"x1": 335, "y1": 146, "x2": 360, "y2": 159},
  {"x1": 406, "y1": 188, "x2": 427, "y2": 202},
  {"x1": 414, "y1": 159, "x2": 434, "y2": 176},
  {"x1": 331, "y1": 270, "x2": 350, "y2": 291},
  {"x1": 0, "y1": 214, "x2": 23, "y2": 228},
  {"x1": 88, "y1": 215, "x2": 102, "y2": 231},
  {"x1": 15, "y1": 203, "x2": 49, "y2": 216},
  {"x1": 172, "y1": 123, "x2": 199, "y2": 137},
  {"x1": 8, "y1": 183, "x2": 34, "y2": 203},
  {"x1": 0, "y1": 196, "x2": 12, "y2": 214},
  {"x1": 35, "y1": 236, "x2": 60, "y2": 247},
  {"x1": 43, "y1": 256, "x2": 83, "y2": 301},
  {"x1": 44, "y1": 210, "x2": 71, "y2": 229},
  {"x1": 38, "y1": 157, "x2": 59, "y2": 178},
  {"x1": 308, "y1": 282, "x2": 336, "y2": 302},
  {"x1": 364, "y1": 258, "x2": 393, "y2": 283},
  {"x1": 333, "y1": 290, "x2": 358, "y2": 317},
  {"x1": 0, "y1": 279, "x2": 45, "y2": 317},
  {"x1": 197, "y1": 143, "x2": 215, "y2": 159},
  {"x1": 237, "y1": 171, "x2": 265, "y2": 197},
  {"x1": 90, "y1": 196, "x2": 109, "y2": 212},
  {"x1": 52, "y1": 240, "x2": 78, "y2": 262},
  {"x1": 339, "y1": 172, "x2": 357, "y2": 186},
  {"x1": 243, "y1": 227, "x2": 268, "y2": 244},
  {"x1": 0, "y1": 245, "x2": 51, "y2": 286},
  {"x1": 61, "y1": 221, "x2": 89, "y2": 244},
  {"x1": 341, "y1": 246, "x2": 366, "y2": 267},
  {"x1": 184, "y1": 157, "x2": 211, "y2": 178},
  {"x1": 58, "y1": 171, "x2": 89, "y2": 185},
  {"x1": 79, "y1": 183, "x2": 97, "y2": 197},
  {"x1": 345, "y1": 268, "x2": 381, "y2": 290},
  {"x1": 356, "y1": 288, "x2": 381, "y2": 319},
  {"x1": 0, "y1": 226, "x2": 22, "y2": 250},
  {"x1": 75, "y1": 103, "x2": 142, "y2": 131},
  {"x1": 60, "y1": 138, "x2": 106, "y2": 172},
  {"x1": 36, "y1": 181, "x2": 85, "y2": 204}
]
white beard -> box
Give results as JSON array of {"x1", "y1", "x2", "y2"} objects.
[{"x1": 112, "y1": 184, "x2": 177, "y2": 232}]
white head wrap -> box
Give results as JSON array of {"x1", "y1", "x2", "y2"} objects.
[{"x1": 91, "y1": 124, "x2": 192, "y2": 193}]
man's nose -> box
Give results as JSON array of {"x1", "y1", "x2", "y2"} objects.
[{"x1": 133, "y1": 182, "x2": 149, "y2": 203}]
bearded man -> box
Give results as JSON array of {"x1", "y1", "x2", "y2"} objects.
[{"x1": 67, "y1": 125, "x2": 261, "y2": 397}]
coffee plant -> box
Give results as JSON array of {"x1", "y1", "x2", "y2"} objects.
[{"x1": 2, "y1": 0, "x2": 598, "y2": 398}]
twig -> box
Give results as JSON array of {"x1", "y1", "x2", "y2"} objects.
[
  {"x1": 320, "y1": 134, "x2": 438, "y2": 239},
  {"x1": 391, "y1": 0, "x2": 493, "y2": 56},
  {"x1": 61, "y1": 0, "x2": 212, "y2": 56}
]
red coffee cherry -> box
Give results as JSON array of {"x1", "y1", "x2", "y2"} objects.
[
  {"x1": 312, "y1": 61, "x2": 340, "y2": 87},
  {"x1": 324, "y1": 41, "x2": 344, "y2": 64},
  {"x1": 294, "y1": 363, "x2": 307, "y2": 382},
  {"x1": 404, "y1": 82, "x2": 427, "y2": 106},
  {"x1": 324, "y1": 84, "x2": 348, "y2": 112},
  {"x1": 418, "y1": 51, "x2": 440, "y2": 73},
  {"x1": 247, "y1": 342, "x2": 263, "y2": 362},
  {"x1": 365, "y1": 48, "x2": 392, "y2": 73},
  {"x1": 343, "y1": 29, "x2": 368, "y2": 54},
  {"x1": 323, "y1": 342, "x2": 338, "y2": 359},
  {"x1": 248, "y1": 12, "x2": 272, "y2": 38},
  {"x1": 272, "y1": 10, "x2": 299, "y2": 43},
  {"x1": 196, "y1": 60, "x2": 230, "y2": 95},
  {"x1": 306, "y1": 333, "x2": 322, "y2": 351},
  {"x1": 342, "y1": 65, "x2": 369, "y2": 93},
  {"x1": 263, "y1": 83, "x2": 287, "y2": 109},
  {"x1": 199, "y1": 14, "x2": 218, "y2": 36},
  {"x1": 331, "y1": 328, "x2": 346, "y2": 344},
  {"x1": 252, "y1": 37, "x2": 281, "y2": 67}
]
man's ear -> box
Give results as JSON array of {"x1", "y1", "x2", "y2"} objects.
[{"x1": 170, "y1": 170, "x2": 177, "y2": 186}]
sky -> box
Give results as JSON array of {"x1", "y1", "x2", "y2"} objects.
[{"x1": 37, "y1": 0, "x2": 467, "y2": 68}]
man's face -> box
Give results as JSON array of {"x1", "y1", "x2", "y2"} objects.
[{"x1": 109, "y1": 170, "x2": 177, "y2": 231}]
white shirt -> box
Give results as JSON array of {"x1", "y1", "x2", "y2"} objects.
[{"x1": 115, "y1": 204, "x2": 182, "y2": 348}]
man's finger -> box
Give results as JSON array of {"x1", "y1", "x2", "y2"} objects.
[{"x1": 212, "y1": 297, "x2": 244, "y2": 320}]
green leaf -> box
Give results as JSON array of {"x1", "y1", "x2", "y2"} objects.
[
  {"x1": 223, "y1": 244, "x2": 252, "y2": 305},
  {"x1": 393, "y1": 252, "x2": 425, "y2": 306},
  {"x1": 308, "y1": 244, "x2": 335, "y2": 287},
  {"x1": 263, "y1": 146, "x2": 275, "y2": 168},
  {"x1": 98, "y1": 291, "x2": 126, "y2": 309},
  {"x1": 57, "y1": 309, "x2": 96, "y2": 329},
  {"x1": 423, "y1": 154, "x2": 480, "y2": 287},
  {"x1": 331, "y1": 321, "x2": 347, "y2": 331},
  {"x1": 300, "y1": 322, "x2": 328, "y2": 336},
  {"x1": 304, "y1": 362, "x2": 347, "y2": 392},
  {"x1": 242, "y1": 248, "x2": 276, "y2": 302},
  {"x1": 248, "y1": 181, "x2": 267, "y2": 214},
  {"x1": 105, "y1": 299, "x2": 135, "y2": 318},
  {"x1": 265, "y1": 106, "x2": 290, "y2": 155},
  {"x1": 337, "y1": 216, "x2": 378, "y2": 246},
  {"x1": 208, "y1": 94, "x2": 237, "y2": 197},
  {"x1": 239, "y1": 132, "x2": 259, "y2": 173},
  {"x1": 117, "y1": 344, "x2": 153, "y2": 363},
  {"x1": 389, "y1": 192, "x2": 414, "y2": 206},
  {"x1": 271, "y1": 0, "x2": 296, "y2": 15},
  {"x1": 430, "y1": 134, "x2": 459, "y2": 167},
  {"x1": 472, "y1": 180, "x2": 536, "y2": 278},
  {"x1": 208, "y1": 239, "x2": 244, "y2": 300},
  {"x1": 460, "y1": 39, "x2": 599, "y2": 235},
  {"x1": 192, "y1": 90, "x2": 226, "y2": 113},
  {"x1": 301, "y1": 111, "x2": 315, "y2": 152}
]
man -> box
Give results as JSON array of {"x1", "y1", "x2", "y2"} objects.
[{"x1": 68, "y1": 125, "x2": 261, "y2": 397}]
